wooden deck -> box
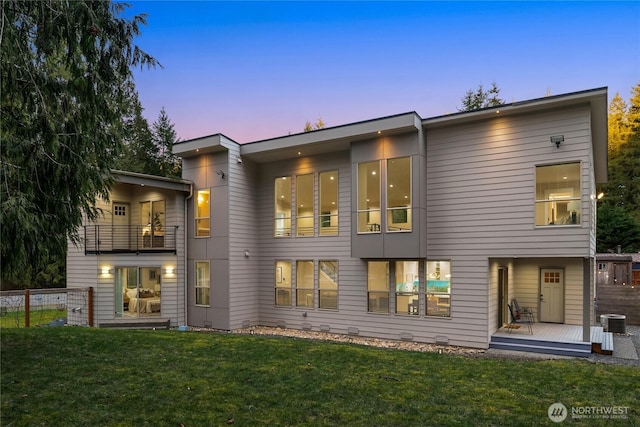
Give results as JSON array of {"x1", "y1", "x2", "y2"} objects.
[{"x1": 490, "y1": 323, "x2": 612, "y2": 357}]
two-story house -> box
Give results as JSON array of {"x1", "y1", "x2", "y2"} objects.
[{"x1": 69, "y1": 87, "x2": 608, "y2": 356}]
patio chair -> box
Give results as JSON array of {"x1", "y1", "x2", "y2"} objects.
[
  {"x1": 507, "y1": 303, "x2": 532, "y2": 334},
  {"x1": 512, "y1": 298, "x2": 535, "y2": 323}
]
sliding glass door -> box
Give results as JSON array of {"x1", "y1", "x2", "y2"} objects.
[{"x1": 115, "y1": 267, "x2": 162, "y2": 318}]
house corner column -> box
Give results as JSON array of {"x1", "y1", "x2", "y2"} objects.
[{"x1": 583, "y1": 257, "x2": 591, "y2": 342}]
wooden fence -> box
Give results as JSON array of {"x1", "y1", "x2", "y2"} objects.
[
  {"x1": 596, "y1": 283, "x2": 640, "y2": 326},
  {"x1": 0, "y1": 287, "x2": 93, "y2": 328}
]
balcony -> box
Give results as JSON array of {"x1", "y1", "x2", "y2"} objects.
[{"x1": 83, "y1": 225, "x2": 178, "y2": 254}]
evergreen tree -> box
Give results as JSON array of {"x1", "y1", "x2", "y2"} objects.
[
  {"x1": 459, "y1": 82, "x2": 505, "y2": 111},
  {"x1": 597, "y1": 82, "x2": 640, "y2": 252},
  {"x1": 152, "y1": 107, "x2": 181, "y2": 178},
  {"x1": 1, "y1": 1, "x2": 158, "y2": 285},
  {"x1": 304, "y1": 117, "x2": 326, "y2": 132},
  {"x1": 117, "y1": 83, "x2": 160, "y2": 176}
]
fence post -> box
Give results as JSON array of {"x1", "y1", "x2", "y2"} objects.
[
  {"x1": 88, "y1": 287, "x2": 94, "y2": 327},
  {"x1": 24, "y1": 289, "x2": 30, "y2": 327}
]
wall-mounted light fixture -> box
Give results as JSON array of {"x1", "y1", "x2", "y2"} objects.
[
  {"x1": 244, "y1": 249, "x2": 250, "y2": 258},
  {"x1": 237, "y1": 156, "x2": 242, "y2": 164},
  {"x1": 99, "y1": 267, "x2": 114, "y2": 275},
  {"x1": 216, "y1": 169, "x2": 225, "y2": 179},
  {"x1": 162, "y1": 266, "x2": 174, "y2": 275},
  {"x1": 550, "y1": 135, "x2": 564, "y2": 148}
]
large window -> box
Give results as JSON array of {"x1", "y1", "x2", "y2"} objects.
[
  {"x1": 195, "y1": 190, "x2": 210, "y2": 237},
  {"x1": 318, "y1": 260, "x2": 338, "y2": 309},
  {"x1": 395, "y1": 261, "x2": 419, "y2": 315},
  {"x1": 195, "y1": 261, "x2": 210, "y2": 306},
  {"x1": 319, "y1": 171, "x2": 338, "y2": 236},
  {"x1": 357, "y1": 161, "x2": 381, "y2": 233},
  {"x1": 296, "y1": 174, "x2": 314, "y2": 236},
  {"x1": 535, "y1": 163, "x2": 581, "y2": 226},
  {"x1": 386, "y1": 157, "x2": 411, "y2": 232},
  {"x1": 368, "y1": 261, "x2": 389, "y2": 313},
  {"x1": 296, "y1": 261, "x2": 314, "y2": 307},
  {"x1": 275, "y1": 261, "x2": 292, "y2": 305},
  {"x1": 141, "y1": 200, "x2": 165, "y2": 247},
  {"x1": 274, "y1": 177, "x2": 292, "y2": 237},
  {"x1": 426, "y1": 260, "x2": 451, "y2": 317}
]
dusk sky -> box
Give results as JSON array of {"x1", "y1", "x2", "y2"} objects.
[{"x1": 127, "y1": 1, "x2": 640, "y2": 143}]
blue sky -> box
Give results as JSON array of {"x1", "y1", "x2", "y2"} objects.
[{"x1": 127, "y1": 1, "x2": 640, "y2": 143}]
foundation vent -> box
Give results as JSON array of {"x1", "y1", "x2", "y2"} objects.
[
  {"x1": 400, "y1": 332, "x2": 414, "y2": 341},
  {"x1": 435, "y1": 335, "x2": 449, "y2": 345},
  {"x1": 348, "y1": 327, "x2": 359, "y2": 336},
  {"x1": 319, "y1": 324, "x2": 331, "y2": 332},
  {"x1": 302, "y1": 323, "x2": 312, "y2": 331}
]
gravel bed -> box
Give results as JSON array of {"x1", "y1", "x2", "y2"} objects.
[{"x1": 189, "y1": 324, "x2": 640, "y2": 366}]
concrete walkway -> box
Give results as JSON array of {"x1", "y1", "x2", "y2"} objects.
[{"x1": 613, "y1": 334, "x2": 638, "y2": 360}]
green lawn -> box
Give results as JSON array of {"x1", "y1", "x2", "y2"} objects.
[
  {"x1": 0, "y1": 308, "x2": 65, "y2": 328},
  {"x1": 1, "y1": 328, "x2": 638, "y2": 426}
]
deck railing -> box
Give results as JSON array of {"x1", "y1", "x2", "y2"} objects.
[{"x1": 83, "y1": 225, "x2": 178, "y2": 254}]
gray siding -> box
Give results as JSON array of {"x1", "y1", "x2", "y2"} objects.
[
  {"x1": 426, "y1": 105, "x2": 594, "y2": 258},
  {"x1": 228, "y1": 144, "x2": 261, "y2": 329},
  {"x1": 66, "y1": 182, "x2": 187, "y2": 327}
]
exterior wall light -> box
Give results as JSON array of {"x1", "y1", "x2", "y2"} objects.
[{"x1": 550, "y1": 135, "x2": 564, "y2": 148}]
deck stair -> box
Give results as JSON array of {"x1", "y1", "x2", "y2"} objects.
[
  {"x1": 591, "y1": 326, "x2": 614, "y2": 355},
  {"x1": 490, "y1": 325, "x2": 612, "y2": 358}
]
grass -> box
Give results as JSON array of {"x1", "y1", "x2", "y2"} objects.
[
  {"x1": 1, "y1": 328, "x2": 638, "y2": 426},
  {"x1": 0, "y1": 308, "x2": 65, "y2": 328}
]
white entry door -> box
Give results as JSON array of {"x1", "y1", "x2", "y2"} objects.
[
  {"x1": 112, "y1": 203, "x2": 130, "y2": 250},
  {"x1": 539, "y1": 268, "x2": 564, "y2": 323}
]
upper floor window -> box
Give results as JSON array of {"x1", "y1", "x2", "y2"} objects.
[
  {"x1": 296, "y1": 174, "x2": 314, "y2": 236},
  {"x1": 535, "y1": 163, "x2": 581, "y2": 226},
  {"x1": 357, "y1": 161, "x2": 381, "y2": 233},
  {"x1": 274, "y1": 177, "x2": 292, "y2": 237},
  {"x1": 195, "y1": 190, "x2": 210, "y2": 237},
  {"x1": 386, "y1": 157, "x2": 411, "y2": 232},
  {"x1": 319, "y1": 171, "x2": 338, "y2": 236}
]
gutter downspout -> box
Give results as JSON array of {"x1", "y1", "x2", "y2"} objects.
[{"x1": 183, "y1": 182, "x2": 194, "y2": 328}]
